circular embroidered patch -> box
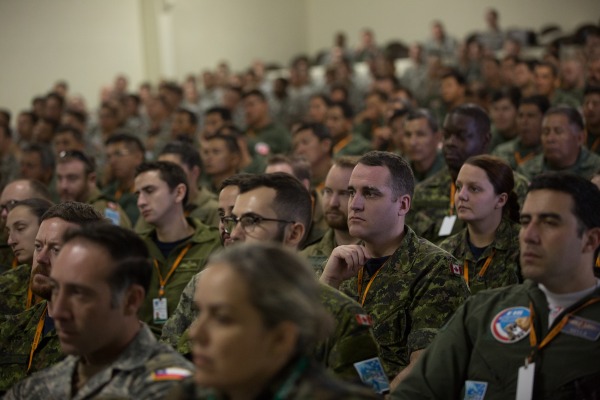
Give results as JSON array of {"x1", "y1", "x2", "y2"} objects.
[
  {"x1": 490, "y1": 306, "x2": 531, "y2": 343},
  {"x1": 255, "y1": 142, "x2": 271, "y2": 156}
]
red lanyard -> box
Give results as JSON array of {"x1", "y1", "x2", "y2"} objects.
[{"x1": 153, "y1": 244, "x2": 192, "y2": 297}]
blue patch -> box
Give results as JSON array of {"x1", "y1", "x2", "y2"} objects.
[
  {"x1": 562, "y1": 315, "x2": 600, "y2": 341},
  {"x1": 464, "y1": 380, "x2": 488, "y2": 400},
  {"x1": 490, "y1": 306, "x2": 531, "y2": 343}
]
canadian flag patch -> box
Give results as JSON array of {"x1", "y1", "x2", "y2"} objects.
[
  {"x1": 355, "y1": 314, "x2": 373, "y2": 326},
  {"x1": 451, "y1": 263, "x2": 462, "y2": 276}
]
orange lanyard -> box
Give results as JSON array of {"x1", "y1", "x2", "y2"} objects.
[
  {"x1": 333, "y1": 135, "x2": 351, "y2": 155},
  {"x1": 28, "y1": 303, "x2": 48, "y2": 372},
  {"x1": 115, "y1": 184, "x2": 133, "y2": 201},
  {"x1": 357, "y1": 261, "x2": 388, "y2": 307},
  {"x1": 596, "y1": 256, "x2": 600, "y2": 268},
  {"x1": 449, "y1": 182, "x2": 456, "y2": 216},
  {"x1": 25, "y1": 285, "x2": 34, "y2": 309},
  {"x1": 514, "y1": 151, "x2": 536, "y2": 166},
  {"x1": 153, "y1": 244, "x2": 192, "y2": 297},
  {"x1": 463, "y1": 249, "x2": 496, "y2": 288},
  {"x1": 528, "y1": 297, "x2": 600, "y2": 361},
  {"x1": 11, "y1": 258, "x2": 18, "y2": 269}
]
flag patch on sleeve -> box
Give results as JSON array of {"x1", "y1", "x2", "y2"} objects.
[
  {"x1": 355, "y1": 314, "x2": 373, "y2": 326},
  {"x1": 151, "y1": 367, "x2": 192, "y2": 381}
]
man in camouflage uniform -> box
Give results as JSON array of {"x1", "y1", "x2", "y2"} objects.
[
  {"x1": 325, "y1": 101, "x2": 372, "y2": 158},
  {"x1": 301, "y1": 156, "x2": 360, "y2": 273},
  {"x1": 409, "y1": 104, "x2": 529, "y2": 244},
  {"x1": 55, "y1": 149, "x2": 131, "y2": 228},
  {"x1": 134, "y1": 161, "x2": 221, "y2": 338},
  {"x1": 4, "y1": 224, "x2": 193, "y2": 399},
  {"x1": 319, "y1": 151, "x2": 469, "y2": 389},
  {"x1": 518, "y1": 106, "x2": 600, "y2": 180},
  {"x1": 402, "y1": 108, "x2": 445, "y2": 183},
  {"x1": 161, "y1": 173, "x2": 381, "y2": 383},
  {"x1": 0, "y1": 202, "x2": 104, "y2": 393}
]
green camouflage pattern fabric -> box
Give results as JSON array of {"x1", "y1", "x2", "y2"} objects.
[
  {"x1": 4, "y1": 324, "x2": 194, "y2": 400},
  {"x1": 87, "y1": 186, "x2": 132, "y2": 229},
  {"x1": 0, "y1": 263, "x2": 30, "y2": 315},
  {"x1": 333, "y1": 134, "x2": 372, "y2": 158},
  {"x1": 102, "y1": 180, "x2": 140, "y2": 226},
  {"x1": 0, "y1": 237, "x2": 15, "y2": 274},
  {"x1": 167, "y1": 360, "x2": 380, "y2": 400},
  {"x1": 407, "y1": 166, "x2": 529, "y2": 244},
  {"x1": 550, "y1": 89, "x2": 581, "y2": 108},
  {"x1": 139, "y1": 217, "x2": 221, "y2": 338},
  {"x1": 517, "y1": 146, "x2": 600, "y2": 180},
  {"x1": 339, "y1": 226, "x2": 470, "y2": 377},
  {"x1": 0, "y1": 301, "x2": 63, "y2": 392},
  {"x1": 161, "y1": 275, "x2": 381, "y2": 382},
  {"x1": 411, "y1": 151, "x2": 446, "y2": 183},
  {"x1": 438, "y1": 218, "x2": 522, "y2": 294},
  {"x1": 300, "y1": 228, "x2": 337, "y2": 274},
  {"x1": 491, "y1": 137, "x2": 542, "y2": 171}
]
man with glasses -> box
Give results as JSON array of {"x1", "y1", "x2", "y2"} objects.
[
  {"x1": 56, "y1": 150, "x2": 131, "y2": 228},
  {"x1": 134, "y1": 161, "x2": 221, "y2": 338}
]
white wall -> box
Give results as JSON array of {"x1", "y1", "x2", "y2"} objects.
[{"x1": 0, "y1": 0, "x2": 145, "y2": 120}]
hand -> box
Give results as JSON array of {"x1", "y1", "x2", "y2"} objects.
[{"x1": 319, "y1": 245, "x2": 371, "y2": 288}]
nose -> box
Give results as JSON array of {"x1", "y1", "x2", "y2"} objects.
[
  {"x1": 137, "y1": 193, "x2": 146, "y2": 208},
  {"x1": 35, "y1": 245, "x2": 50, "y2": 267},
  {"x1": 7, "y1": 232, "x2": 16, "y2": 247},
  {"x1": 229, "y1": 219, "x2": 245, "y2": 241},
  {"x1": 189, "y1": 314, "x2": 209, "y2": 346},
  {"x1": 520, "y1": 221, "x2": 540, "y2": 245},
  {"x1": 329, "y1": 192, "x2": 341, "y2": 208},
  {"x1": 457, "y1": 185, "x2": 468, "y2": 200},
  {"x1": 349, "y1": 193, "x2": 364, "y2": 211},
  {"x1": 48, "y1": 287, "x2": 69, "y2": 321}
]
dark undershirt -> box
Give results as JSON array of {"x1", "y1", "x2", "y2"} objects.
[
  {"x1": 364, "y1": 256, "x2": 390, "y2": 276},
  {"x1": 154, "y1": 234, "x2": 193, "y2": 259},
  {"x1": 468, "y1": 240, "x2": 489, "y2": 260}
]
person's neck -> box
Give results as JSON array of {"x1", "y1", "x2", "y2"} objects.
[
  {"x1": 467, "y1": 213, "x2": 502, "y2": 248},
  {"x1": 224, "y1": 359, "x2": 287, "y2": 400},
  {"x1": 187, "y1": 185, "x2": 198, "y2": 204},
  {"x1": 498, "y1": 126, "x2": 517, "y2": 140},
  {"x1": 365, "y1": 226, "x2": 405, "y2": 258},
  {"x1": 547, "y1": 148, "x2": 580, "y2": 169},
  {"x1": 250, "y1": 117, "x2": 271, "y2": 131},
  {"x1": 333, "y1": 131, "x2": 351, "y2": 146},
  {"x1": 334, "y1": 228, "x2": 358, "y2": 246},
  {"x1": 156, "y1": 212, "x2": 194, "y2": 242},
  {"x1": 413, "y1": 153, "x2": 437, "y2": 175},
  {"x1": 82, "y1": 320, "x2": 140, "y2": 365},
  {"x1": 540, "y1": 270, "x2": 598, "y2": 295}
]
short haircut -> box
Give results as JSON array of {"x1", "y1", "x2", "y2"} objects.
[
  {"x1": 64, "y1": 109, "x2": 87, "y2": 125},
  {"x1": 62, "y1": 223, "x2": 152, "y2": 307},
  {"x1": 448, "y1": 103, "x2": 491, "y2": 138},
  {"x1": 22, "y1": 143, "x2": 56, "y2": 172},
  {"x1": 9, "y1": 198, "x2": 54, "y2": 222},
  {"x1": 176, "y1": 107, "x2": 198, "y2": 126},
  {"x1": 292, "y1": 122, "x2": 332, "y2": 142},
  {"x1": 536, "y1": 61, "x2": 558, "y2": 77},
  {"x1": 357, "y1": 151, "x2": 415, "y2": 198},
  {"x1": 57, "y1": 150, "x2": 96, "y2": 175},
  {"x1": 491, "y1": 87, "x2": 521, "y2": 109},
  {"x1": 520, "y1": 95, "x2": 551, "y2": 115},
  {"x1": 56, "y1": 125, "x2": 84, "y2": 144},
  {"x1": 159, "y1": 141, "x2": 201, "y2": 170},
  {"x1": 329, "y1": 101, "x2": 354, "y2": 120},
  {"x1": 266, "y1": 154, "x2": 312, "y2": 183},
  {"x1": 333, "y1": 155, "x2": 360, "y2": 170},
  {"x1": 528, "y1": 172, "x2": 600, "y2": 236},
  {"x1": 205, "y1": 106, "x2": 232, "y2": 122},
  {"x1": 0, "y1": 109, "x2": 11, "y2": 126},
  {"x1": 205, "y1": 133, "x2": 242, "y2": 155},
  {"x1": 105, "y1": 133, "x2": 145, "y2": 154},
  {"x1": 45, "y1": 92, "x2": 65, "y2": 108},
  {"x1": 406, "y1": 108, "x2": 439, "y2": 133},
  {"x1": 207, "y1": 242, "x2": 332, "y2": 353},
  {"x1": 135, "y1": 161, "x2": 189, "y2": 207},
  {"x1": 441, "y1": 69, "x2": 467, "y2": 86},
  {"x1": 219, "y1": 173, "x2": 254, "y2": 192},
  {"x1": 545, "y1": 106, "x2": 584, "y2": 131},
  {"x1": 310, "y1": 93, "x2": 332, "y2": 107},
  {"x1": 41, "y1": 201, "x2": 105, "y2": 224},
  {"x1": 238, "y1": 172, "x2": 312, "y2": 243},
  {"x1": 242, "y1": 89, "x2": 267, "y2": 102}
]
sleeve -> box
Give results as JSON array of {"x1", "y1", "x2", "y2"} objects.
[{"x1": 159, "y1": 273, "x2": 199, "y2": 353}]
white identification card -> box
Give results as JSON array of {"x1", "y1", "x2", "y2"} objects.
[
  {"x1": 438, "y1": 215, "x2": 457, "y2": 237},
  {"x1": 152, "y1": 298, "x2": 168, "y2": 324},
  {"x1": 515, "y1": 361, "x2": 535, "y2": 400}
]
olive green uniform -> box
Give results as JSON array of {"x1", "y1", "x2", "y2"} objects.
[
  {"x1": 4, "y1": 324, "x2": 194, "y2": 400},
  {"x1": 333, "y1": 134, "x2": 372, "y2": 158},
  {"x1": 338, "y1": 226, "x2": 470, "y2": 376},
  {"x1": 102, "y1": 181, "x2": 140, "y2": 226},
  {"x1": 438, "y1": 218, "x2": 522, "y2": 294},
  {"x1": 517, "y1": 147, "x2": 600, "y2": 180},
  {"x1": 300, "y1": 228, "x2": 338, "y2": 274},
  {"x1": 87, "y1": 186, "x2": 132, "y2": 228},
  {"x1": 491, "y1": 137, "x2": 542, "y2": 170},
  {"x1": 410, "y1": 151, "x2": 445, "y2": 183},
  {"x1": 0, "y1": 263, "x2": 30, "y2": 315},
  {"x1": 246, "y1": 122, "x2": 291, "y2": 156},
  {"x1": 139, "y1": 218, "x2": 221, "y2": 337}
]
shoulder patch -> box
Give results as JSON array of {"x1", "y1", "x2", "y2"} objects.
[
  {"x1": 451, "y1": 263, "x2": 462, "y2": 276},
  {"x1": 255, "y1": 142, "x2": 270, "y2": 156},
  {"x1": 490, "y1": 307, "x2": 531, "y2": 344},
  {"x1": 355, "y1": 314, "x2": 373, "y2": 326},
  {"x1": 151, "y1": 367, "x2": 193, "y2": 381},
  {"x1": 107, "y1": 201, "x2": 118, "y2": 210}
]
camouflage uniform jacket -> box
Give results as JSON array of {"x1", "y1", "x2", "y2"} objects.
[
  {"x1": 517, "y1": 146, "x2": 600, "y2": 180},
  {"x1": 101, "y1": 180, "x2": 140, "y2": 226},
  {"x1": 438, "y1": 218, "x2": 522, "y2": 294},
  {"x1": 408, "y1": 167, "x2": 529, "y2": 244},
  {"x1": 0, "y1": 263, "x2": 30, "y2": 315},
  {"x1": 161, "y1": 274, "x2": 381, "y2": 382},
  {"x1": 491, "y1": 137, "x2": 542, "y2": 170},
  {"x1": 0, "y1": 232, "x2": 15, "y2": 273},
  {"x1": 4, "y1": 324, "x2": 194, "y2": 400},
  {"x1": 300, "y1": 228, "x2": 337, "y2": 274},
  {"x1": 167, "y1": 358, "x2": 380, "y2": 400},
  {"x1": 87, "y1": 186, "x2": 132, "y2": 229},
  {"x1": 339, "y1": 226, "x2": 470, "y2": 376},
  {"x1": 0, "y1": 301, "x2": 63, "y2": 392},
  {"x1": 139, "y1": 218, "x2": 221, "y2": 337},
  {"x1": 411, "y1": 151, "x2": 445, "y2": 183}
]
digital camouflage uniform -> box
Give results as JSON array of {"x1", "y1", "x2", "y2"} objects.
[
  {"x1": 161, "y1": 273, "x2": 381, "y2": 382},
  {"x1": 0, "y1": 263, "x2": 30, "y2": 315},
  {"x1": 0, "y1": 301, "x2": 63, "y2": 393},
  {"x1": 87, "y1": 186, "x2": 132, "y2": 229},
  {"x1": 102, "y1": 180, "x2": 140, "y2": 226},
  {"x1": 0, "y1": 235, "x2": 15, "y2": 274},
  {"x1": 338, "y1": 226, "x2": 470, "y2": 377},
  {"x1": 491, "y1": 137, "x2": 542, "y2": 171},
  {"x1": 139, "y1": 217, "x2": 221, "y2": 338},
  {"x1": 410, "y1": 151, "x2": 445, "y2": 183},
  {"x1": 407, "y1": 166, "x2": 529, "y2": 244},
  {"x1": 392, "y1": 281, "x2": 600, "y2": 400},
  {"x1": 300, "y1": 228, "x2": 337, "y2": 274},
  {"x1": 438, "y1": 218, "x2": 522, "y2": 294},
  {"x1": 4, "y1": 324, "x2": 194, "y2": 400},
  {"x1": 333, "y1": 134, "x2": 372, "y2": 158},
  {"x1": 167, "y1": 358, "x2": 380, "y2": 400},
  {"x1": 517, "y1": 147, "x2": 600, "y2": 181}
]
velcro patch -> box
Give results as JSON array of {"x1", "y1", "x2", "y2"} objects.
[
  {"x1": 151, "y1": 367, "x2": 192, "y2": 381},
  {"x1": 355, "y1": 314, "x2": 373, "y2": 326}
]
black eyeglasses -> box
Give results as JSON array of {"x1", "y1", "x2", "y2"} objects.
[{"x1": 222, "y1": 213, "x2": 295, "y2": 234}]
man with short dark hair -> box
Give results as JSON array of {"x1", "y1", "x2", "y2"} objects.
[
  {"x1": 320, "y1": 151, "x2": 469, "y2": 387},
  {"x1": 326, "y1": 101, "x2": 371, "y2": 157},
  {"x1": 201, "y1": 106, "x2": 231, "y2": 139},
  {"x1": 52, "y1": 125, "x2": 85, "y2": 156},
  {"x1": 200, "y1": 133, "x2": 242, "y2": 193},
  {"x1": 4, "y1": 223, "x2": 193, "y2": 399},
  {"x1": 134, "y1": 161, "x2": 221, "y2": 337},
  {"x1": 518, "y1": 106, "x2": 600, "y2": 179},
  {"x1": 292, "y1": 122, "x2": 334, "y2": 191},
  {"x1": 402, "y1": 109, "x2": 444, "y2": 182},
  {"x1": 393, "y1": 173, "x2": 600, "y2": 399},
  {"x1": 435, "y1": 69, "x2": 467, "y2": 123},
  {"x1": 534, "y1": 62, "x2": 579, "y2": 107},
  {"x1": 489, "y1": 88, "x2": 521, "y2": 151},
  {"x1": 243, "y1": 89, "x2": 291, "y2": 157}
]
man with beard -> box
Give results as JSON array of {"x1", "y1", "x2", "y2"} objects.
[
  {"x1": 0, "y1": 202, "x2": 105, "y2": 393},
  {"x1": 301, "y1": 157, "x2": 360, "y2": 272}
]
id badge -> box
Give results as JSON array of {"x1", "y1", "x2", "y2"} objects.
[
  {"x1": 515, "y1": 361, "x2": 535, "y2": 400},
  {"x1": 438, "y1": 215, "x2": 457, "y2": 236},
  {"x1": 152, "y1": 298, "x2": 168, "y2": 324}
]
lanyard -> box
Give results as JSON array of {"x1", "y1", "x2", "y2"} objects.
[
  {"x1": 11, "y1": 258, "x2": 18, "y2": 269},
  {"x1": 153, "y1": 244, "x2": 192, "y2": 297},
  {"x1": 514, "y1": 151, "x2": 536, "y2": 166},
  {"x1": 595, "y1": 255, "x2": 599, "y2": 268},
  {"x1": 357, "y1": 261, "x2": 388, "y2": 307},
  {"x1": 333, "y1": 135, "x2": 351, "y2": 155},
  {"x1": 114, "y1": 184, "x2": 133, "y2": 201},
  {"x1": 528, "y1": 297, "x2": 600, "y2": 361},
  {"x1": 26, "y1": 285, "x2": 34, "y2": 309},
  {"x1": 463, "y1": 249, "x2": 496, "y2": 288},
  {"x1": 28, "y1": 303, "x2": 48, "y2": 372},
  {"x1": 449, "y1": 182, "x2": 456, "y2": 216}
]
